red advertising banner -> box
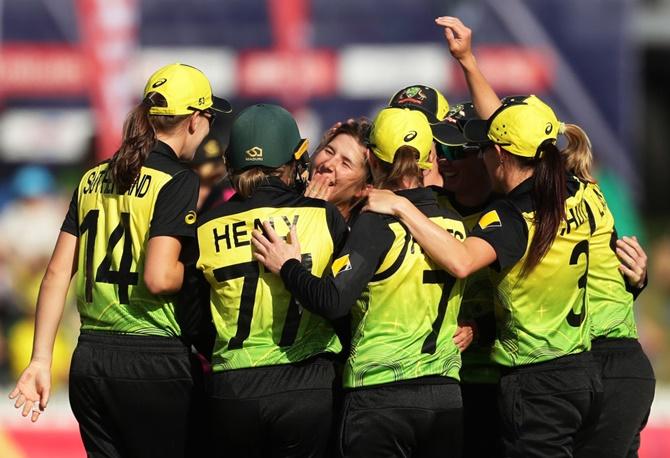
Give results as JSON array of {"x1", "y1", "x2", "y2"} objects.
[
  {"x1": 75, "y1": 0, "x2": 139, "y2": 160},
  {"x1": 238, "y1": 50, "x2": 338, "y2": 100},
  {"x1": 0, "y1": 45, "x2": 87, "y2": 97}
]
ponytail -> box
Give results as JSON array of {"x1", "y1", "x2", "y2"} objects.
[
  {"x1": 373, "y1": 146, "x2": 423, "y2": 190},
  {"x1": 520, "y1": 142, "x2": 567, "y2": 276},
  {"x1": 561, "y1": 123, "x2": 595, "y2": 183},
  {"x1": 108, "y1": 92, "x2": 188, "y2": 193}
]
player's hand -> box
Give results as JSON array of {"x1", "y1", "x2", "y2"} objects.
[
  {"x1": 252, "y1": 221, "x2": 301, "y2": 274},
  {"x1": 304, "y1": 174, "x2": 332, "y2": 201},
  {"x1": 362, "y1": 189, "x2": 407, "y2": 216},
  {"x1": 435, "y1": 16, "x2": 473, "y2": 62},
  {"x1": 453, "y1": 321, "x2": 476, "y2": 352},
  {"x1": 616, "y1": 236, "x2": 647, "y2": 289},
  {"x1": 8, "y1": 360, "x2": 51, "y2": 422}
]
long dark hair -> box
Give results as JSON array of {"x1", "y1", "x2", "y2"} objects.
[
  {"x1": 517, "y1": 141, "x2": 567, "y2": 276},
  {"x1": 108, "y1": 92, "x2": 189, "y2": 193}
]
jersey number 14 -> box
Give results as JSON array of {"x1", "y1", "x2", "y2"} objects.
[{"x1": 80, "y1": 209, "x2": 139, "y2": 304}]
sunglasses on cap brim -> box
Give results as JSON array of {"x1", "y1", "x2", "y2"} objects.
[
  {"x1": 436, "y1": 142, "x2": 483, "y2": 161},
  {"x1": 188, "y1": 106, "x2": 217, "y2": 126}
]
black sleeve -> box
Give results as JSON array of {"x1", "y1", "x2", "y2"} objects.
[
  {"x1": 177, "y1": 237, "x2": 215, "y2": 358},
  {"x1": 150, "y1": 170, "x2": 199, "y2": 238},
  {"x1": 60, "y1": 187, "x2": 79, "y2": 236},
  {"x1": 469, "y1": 199, "x2": 528, "y2": 271},
  {"x1": 325, "y1": 202, "x2": 349, "y2": 253},
  {"x1": 279, "y1": 212, "x2": 395, "y2": 320}
]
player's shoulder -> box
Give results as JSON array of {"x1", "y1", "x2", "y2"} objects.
[{"x1": 144, "y1": 150, "x2": 191, "y2": 178}]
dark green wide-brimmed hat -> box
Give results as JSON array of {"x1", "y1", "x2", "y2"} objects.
[{"x1": 226, "y1": 104, "x2": 308, "y2": 171}]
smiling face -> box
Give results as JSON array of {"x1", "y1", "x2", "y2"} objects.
[
  {"x1": 440, "y1": 149, "x2": 486, "y2": 194},
  {"x1": 311, "y1": 133, "x2": 369, "y2": 207}
]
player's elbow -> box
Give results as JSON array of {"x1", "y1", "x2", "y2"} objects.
[
  {"x1": 449, "y1": 265, "x2": 470, "y2": 280},
  {"x1": 144, "y1": 269, "x2": 182, "y2": 295}
]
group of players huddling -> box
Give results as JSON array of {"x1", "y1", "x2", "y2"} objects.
[{"x1": 10, "y1": 16, "x2": 654, "y2": 458}]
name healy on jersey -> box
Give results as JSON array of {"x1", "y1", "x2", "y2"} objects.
[
  {"x1": 81, "y1": 169, "x2": 152, "y2": 197},
  {"x1": 212, "y1": 215, "x2": 299, "y2": 252}
]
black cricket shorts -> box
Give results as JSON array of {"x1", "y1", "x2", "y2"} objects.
[{"x1": 69, "y1": 331, "x2": 193, "y2": 458}]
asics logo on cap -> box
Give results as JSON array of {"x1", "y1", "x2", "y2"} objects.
[
  {"x1": 404, "y1": 131, "x2": 418, "y2": 142},
  {"x1": 152, "y1": 78, "x2": 167, "y2": 88},
  {"x1": 545, "y1": 122, "x2": 553, "y2": 134},
  {"x1": 245, "y1": 146, "x2": 264, "y2": 160}
]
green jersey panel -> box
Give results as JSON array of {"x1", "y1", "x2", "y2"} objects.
[
  {"x1": 584, "y1": 183, "x2": 638, "y2": 339},
  {"x1": 435, "y1": 189, "x2": 500, "y2": 384},
  {"x1": 344, "y1": 217, "x2": 466, "y2": 388},
  {"x1": 198, "y1": 204, "x2": 342, "y2": 372},
  {"x1": 75, "y1": 163, "x2": 181, "y2": 336},
  {"x1": 476, "y1": 178, "x2": 593, "y2": 367}
]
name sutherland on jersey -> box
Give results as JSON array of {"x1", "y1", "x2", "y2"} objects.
[
  {"x1": 213, "y1": 215, "x2": 299, "y2": 252},
  {"x1": 81, "y1": 169, "x2": 152, "y2": 197}
]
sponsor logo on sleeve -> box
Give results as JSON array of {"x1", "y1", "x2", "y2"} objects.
[
  {"x1": 478, "y1": 210, "x2": 502, "y2": 230},
  {"x1": 331, "y1": 254, "x2": 352, "y2": 277}
]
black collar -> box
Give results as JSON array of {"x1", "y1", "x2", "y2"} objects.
[
  {"x1": 507, "y1": 176, "x2": 534, "y2": 198},
  {"x1": 394, "y1": 187, "x2": 437, "y2": 207},
  {"x1": 153, "y1": 140, "x2": 180, "y2": 161},
  {"x1": 254, "y1": 176, "x2": 296, "y2": 195}
]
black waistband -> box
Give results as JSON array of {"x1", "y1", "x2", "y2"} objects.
[
  {"x1": 346, "y1": 375, "x2": 458, "y2": 392},
  {"x1": 591, "y1": 337, "x2": 641, "y2": 351},
  {"x1": 78, "y1": 330, "x2": 189, "y2": 353},
  {"x1": 501, "y1": 351, "x2": 595, "y2": 375}
]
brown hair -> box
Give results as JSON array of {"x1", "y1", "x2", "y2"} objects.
[
  {"x1": 373, "y1": 146, "x2": 423, "y2": 190},
  {"x1": 108, "y1": 92, "x2": 190, "y2": 193},
  {"x1": 514, "y1": 141, "x2": 567, "y2": 276},
  {"x1": 561, "y1": 123, "x2": 595, "y2": 183},
  {"x1": 232, "y1": 163, "x2": 294, "y2": 199},
  {"x1": 315, "y1": 118, "x2": 370, "y2": 152},
  {"x1": 314, "y1": 117, "x2": 372, "y2": 182}
]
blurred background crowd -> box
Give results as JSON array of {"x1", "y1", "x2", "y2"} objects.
[{"x1": 0, "y1": 0, "x2": 669, "y2": 423}]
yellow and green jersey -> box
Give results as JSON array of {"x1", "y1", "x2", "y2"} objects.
[
  {"x1": 281, "y1": 188, "x2": 466, "y2": 388},
  {"x1": 196, "y1": 177, "x2": 346, "y2": 372},
  {"x1": 470, "y1": 176, "x2": 592, "y2": 367},
  {"x1": 583, "y1": 182, "x2": 638, "y2": 340},
  {"x1": 60, "y1": 141, "x2": 199, "y2": 337},
  {"x1": 433, "y1": 187, "x2": 500, "y2": 384}
]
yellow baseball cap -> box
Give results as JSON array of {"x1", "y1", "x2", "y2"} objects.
[
  {"x1": 143, "y1": 63, "x2": 232, "y2": 116},
  {"x1": 462, "y1": 95, "x2": 559, "y2": 158},
  {"x1": 368, "y1": 107, "x2": 433, "y2": 170}
]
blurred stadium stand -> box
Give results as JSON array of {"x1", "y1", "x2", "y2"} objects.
[{"x1": 0, "y1": 0, "x2": 668, "y2": 456}]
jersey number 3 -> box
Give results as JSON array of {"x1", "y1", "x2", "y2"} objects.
[
  {"x1": 80, "y1": 209, "x2": 139, "y2": 304},
  {"x1": 566, "y1": 239, "x2": 589, "y2": 327}
]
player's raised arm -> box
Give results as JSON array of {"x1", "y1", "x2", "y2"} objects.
[{"x1": 435, "y1": 16, "x2": 501, "y2": 119}]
